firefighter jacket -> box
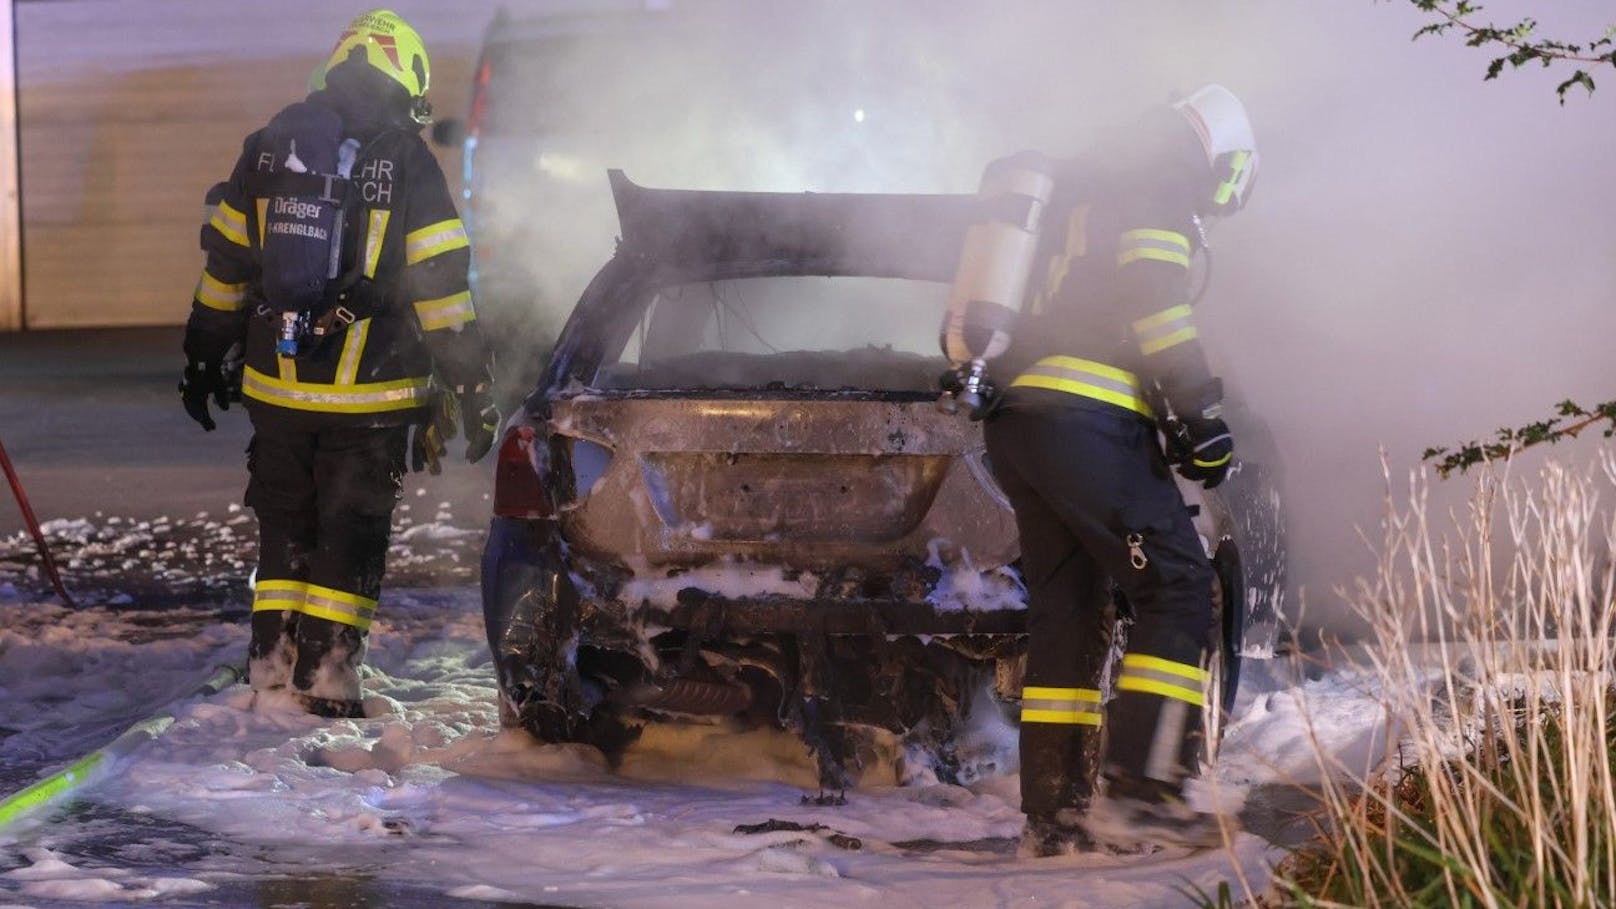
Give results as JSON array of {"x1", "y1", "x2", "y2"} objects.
[
  {"x1": 185, "y1": 89, "x2": 489, "y2": 428},
  {"x1": 999, "y1": 145, "x2": 1221, "y2": 423}
]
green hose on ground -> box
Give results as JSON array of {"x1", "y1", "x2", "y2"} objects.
[{"x1": 0, "y1": 664, "x2": 243, "y2": 829}]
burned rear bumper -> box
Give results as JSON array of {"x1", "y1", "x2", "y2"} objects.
[{"x1": 650, "y1": 588, "x2": 1025, "y2": 637}]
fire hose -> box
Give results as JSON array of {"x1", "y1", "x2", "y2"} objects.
[
  {"x1": 0, "y1": 435, "x2": 76, "y2": 607},
  {"x1": 0, "y1": 665, "x2": 242, "y2": 829}
]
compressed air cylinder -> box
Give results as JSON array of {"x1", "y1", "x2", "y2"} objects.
[{"x1": 939, "y1": 151, "x2": 1055, "y2": 367}]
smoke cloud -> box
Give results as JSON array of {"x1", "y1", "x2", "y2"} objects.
[{"x1": 454, "y1": 0, "x2": 1616, "y2": 635}]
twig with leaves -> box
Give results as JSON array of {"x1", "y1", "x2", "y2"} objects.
[
  {"x1": 1409, "y1": 0, "x2": 1616, "y2": 101},
  {"x1": 1423, "y1": 398, "x2": 1616, "y2": 477}
]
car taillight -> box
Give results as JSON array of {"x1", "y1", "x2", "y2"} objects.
[
  {"x1": 493, "y1": 426, "x2": 553, "y2": 518},
  {"x1": 466, "y1": 56, "x2": 492, "y2": 140}
]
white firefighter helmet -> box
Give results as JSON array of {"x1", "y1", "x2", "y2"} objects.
[{"x1": 1172, "y1": 84, "x2": 1258, "y2": 215}]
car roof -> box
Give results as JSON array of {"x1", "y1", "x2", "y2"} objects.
[{"x1": 608, "y1": 170, "x2": 978, "y2": 282}]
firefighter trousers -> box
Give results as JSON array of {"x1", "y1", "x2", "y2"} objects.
[
  {"x1": 984, "y1": 392, "x2": 1215, "y2": 821},
  {"x1": 243, "y1": 417, "x2": 408, "y2": 716}
]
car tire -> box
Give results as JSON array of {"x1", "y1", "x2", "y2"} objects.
[{"x1": 1202, "y1": 535, "x2": 1246, "y2": 766}]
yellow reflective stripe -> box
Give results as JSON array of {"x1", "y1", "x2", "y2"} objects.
[
  {"x1": 1010, "y1": 355, "x2": 1153, "y2": 417},
  {"x1": 1122, "y1": 653, "x2": 1208, "y2": 681},
  {"x1": 195, "y1": 271, "x2": 248, "y2": 312},
  {"x1": 256, "y1": 579, "x2": 307, "y2": 593},
  {"x1": 1022, "y1": 686, "x2": 1102, "y2": 702},
  {"x1": 242, "y1": 366, "x2": 431, "y2": 414},
  {"x1": 299, "y1": 582, "x2": 378, "y2": 631},
  {"x1": 1117, "y1": 228, "x2": 1191, "y2": 270},
  {"x1": 209, "y1": 200, "x2": 250, "y2": 247},
  {"x1": 1010, "y1": 375, "x2": 1152, "y2": 416},
  {"x1": 1134, "y1": 303, "x2": 1202, "y2": 356},
  {"x1": 1021, "y1": 708, "x2": 1104, "y2": 725},
  {"x1": 413, "y1": 291, "x2": 475, "y2": 331},
  {"x1": 277, "y1": 355, "x2": 297, "y2": 384},
  {"x1": 1194, "y1": 451, "x2": 1232, "y2": 469},
  {"x1": 335, "y1": 319, "x2": 371, "y2": 385},
  {"x1": 1118, "y1": 248, "x2": 1191, "y2": 268},
  {"x1": 252, "y1": 579, "x2": 308, "y2": 613},
  {"x1": 1139, "y1": 326, "x2": 1199, "y2": 356},
  {"x1": 1020, "y1": 685, "x2": 1104, "y2": 725},
  {"x1": 250, "y1": 580, "x2": 376, "y2": 630},
  {"x1": 1117, "y1": 654, "x2": 1207, "y2": 706},
  {"x1": 1116, "y1": 676, "x2": 1204, "y2": 705},
  {"x1": 1037, "y1": 355, "x2": 1138, "y2": 386},
  {"x1": 303, "y1": 582, "x2": 376, "y2": 609},
  {"x1": 254, "y1": 198, "x2": 269, "y2": 247},
  {"x1": 404, "y1": 218, "x2": 469, "y2": 265},
  {"x1": 1121, "y1": 228, "x2": 1190, "y2": 251},
  {"x1": 1215, "y1": 150, "x2": 1252, "y2": 206},
  {"x1": 1132, "y1": 304, "x2": 1193, "y2": 334},
  {"x1": 363, "y1": 209, "x2": 391, "y2": 278}
]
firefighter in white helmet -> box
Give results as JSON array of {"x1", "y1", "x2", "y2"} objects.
[{"x1": 975, "y1": 85, "x2": 1259, "y2": 854}]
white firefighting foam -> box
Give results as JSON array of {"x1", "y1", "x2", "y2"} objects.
[{"x1": 0, "y1": 577, "x2": 1402, "y2": 908}]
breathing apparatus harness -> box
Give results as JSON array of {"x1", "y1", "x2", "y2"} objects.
[{"x1": 252, "y1": 103, "x2": 400, "y2": 359}]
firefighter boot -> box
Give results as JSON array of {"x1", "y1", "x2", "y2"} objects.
[
  {"x1": 289, "y1": 614, "x2": 367, "y2": 719},
  {"x1": 1081, "y1": 775, "x2": 1233, "y2": 851},
  {"x1": 247, "y1": 609, "x2": 296, "y2": 692},
  {"x1": 1019, "y1": 806, "x2": 1096, "y2": 858}
]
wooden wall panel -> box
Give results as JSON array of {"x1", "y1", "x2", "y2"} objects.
[
  {"x1": 13, "y1": 1, "x2": 489, "y2": 328},
  {"x1": 0, "y1": 1, "x2": 19, "y2": 331}
]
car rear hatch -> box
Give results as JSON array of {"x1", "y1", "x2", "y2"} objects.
[{"x1": 550, "y1": 394, "x2": 1016, "y2": 573}]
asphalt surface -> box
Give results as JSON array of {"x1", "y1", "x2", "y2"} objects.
[
  {"x1": 0, "y1": 327, "x2": 495, "y2": 608},
  {"x1": 0, "y1": 332, "x2": 541, "y2": 908},
  {"x1": 0, "y1": 327, "x2": 493, "y2": 539},
  {"x1": 0, "y1": 328, "x2": 249, "y2": 538}
]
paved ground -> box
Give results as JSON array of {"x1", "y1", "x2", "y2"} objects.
[
  {"x1": 0, "y1": 328, "x2": 253, "y2": 538},
  {"x1": 0, "y1": 327, "x2": 495, "y2": 598}
]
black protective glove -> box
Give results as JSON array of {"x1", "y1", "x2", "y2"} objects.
[
  {"x1": 461, "y1": 387, "x2": 499, "y2": 464},
  {"x1": 179, "y1": 360, "x2": 230, "y2": 431},
  {"x1": 1169, "y1": 414, "x2": 1235, "y2": 489}
]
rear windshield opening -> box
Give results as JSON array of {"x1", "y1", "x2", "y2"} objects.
[{"x1": 594, "y1": 275, "x2": 950, "y2": 393}]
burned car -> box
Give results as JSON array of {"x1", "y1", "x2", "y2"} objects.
[{"x1": 480, "y1": 171, "x2": 1285, "y2": 789}]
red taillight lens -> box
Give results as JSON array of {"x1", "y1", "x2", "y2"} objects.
[
  {"x1": 466, "y1": 56, "x2": 492, "y2": 139},
  {"x1": 493, "y1": 426, "x2": 552, "y2": 518}
]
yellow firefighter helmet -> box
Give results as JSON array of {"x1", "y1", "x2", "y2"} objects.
[{"x1": 312, "y1": 9, "x2": 432, "y2": 125}]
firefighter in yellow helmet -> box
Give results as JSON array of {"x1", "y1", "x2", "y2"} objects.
[
  {"x1": 180, "y1": 9, "x2": 497, "y2": 718},
  {"x1": 310, "y1": 8, "x2": 435, "y2": 126},
  {"x1": 977, "y1": 85, "x2": 1258, "y2": 854}
]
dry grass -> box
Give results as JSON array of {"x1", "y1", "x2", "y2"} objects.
[{"x1": 1273, "y1": 450, "x2": 1616, "y2": 908}]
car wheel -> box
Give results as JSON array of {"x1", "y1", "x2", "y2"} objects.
[{"x1": 1208, "y1": 536, "x2": 1245, "y2": 755}]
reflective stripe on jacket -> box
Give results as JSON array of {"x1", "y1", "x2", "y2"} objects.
[
  {"x1": 185, "y1": 95, "x2": 487, "y2": 424},
  {"x1": 1010, "y1": 355, "x2": 1154, "y2": 417},
  {"x1": 1003, "y1": 154, "x2": 1217, "y2": 420}
]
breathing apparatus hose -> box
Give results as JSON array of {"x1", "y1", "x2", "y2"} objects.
[
  {"x1": 0, "y1": 664, "x2": 243, "y2": 830},
  {"x1": 1189, "y1": 213, "x2": 1214, "y2": 307},
  {"x1": 0, "y1": 435, "x2": 76, "y2": 608}
]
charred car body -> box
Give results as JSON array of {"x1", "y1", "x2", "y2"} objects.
[{"x1": 481, "y1": 171, "x2": 1285, "y2": 789}]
